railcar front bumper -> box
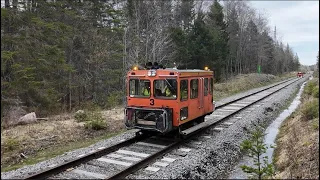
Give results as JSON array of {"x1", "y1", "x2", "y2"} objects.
[{"x1": 124, "y1": 107, "x2": 173, "y2": 134}]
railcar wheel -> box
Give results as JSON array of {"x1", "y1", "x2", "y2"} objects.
[
  {"x1": 174, "y1": 129, "x2": 182, "y2": 140},
  {"x1": 196, "y1": 116, "x2": 205, "y2": 124}
]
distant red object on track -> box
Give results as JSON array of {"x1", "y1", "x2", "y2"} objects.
[{"x1": 297, "y1": 72, "x2": 303, "y2": 77}]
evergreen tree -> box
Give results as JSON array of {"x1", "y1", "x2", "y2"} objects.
[
  {"x1": 260, "y1": 30, "x2": 275, "y2": 74},
  {"x1": 245, "y1": 20, "x2": 259, "y2": 73},
  {"x1": 225, "y1": 5, "x2": 239, "y2": 76},
  {"x1": 206, "y1": 0, "x2": 229, "y2": 81},
  {"x1": 241, "y1": 128, "x2": 275, "y2": 179}
]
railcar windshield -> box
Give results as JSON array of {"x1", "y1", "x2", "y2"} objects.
[
  {"x1": 153, "y1": 79, "x2": 177, "y2": 99},
  {"x1": 129, "y1": 79, "x2": 151, "y2": 97}
]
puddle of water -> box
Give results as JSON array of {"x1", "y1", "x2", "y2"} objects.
[{"x1": 228, "y1": 78, "x2": 310, "y2": 179}]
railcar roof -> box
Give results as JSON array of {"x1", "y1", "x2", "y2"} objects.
[
  {"x1": 131, "y1": 68, "x2": 212, "y2": 73},
  {"x1": 127, "y1": 68, "x2": 213, "y2": 77},
  {"x1": 162, "y1": 68, "x2": 212, "y2": 73}
]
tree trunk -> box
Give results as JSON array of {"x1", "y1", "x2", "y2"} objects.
[
  {"x1": 5, "y1": 0, "x2": 9, "y2": 8},
  {"x1": 13, "y1": 0, "x2": 18, "y2": 9},
  {"x1": 69, "y1": 72, "x2": 72, "y2": 111}
]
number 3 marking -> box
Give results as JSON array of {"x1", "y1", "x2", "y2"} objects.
[{"x1": 150, "y1": 99, "x2": 154, "y2": 105}]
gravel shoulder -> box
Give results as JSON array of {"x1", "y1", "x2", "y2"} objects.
[{"x1": 1, "y1": 76, "x2": 306, "y2": 179}]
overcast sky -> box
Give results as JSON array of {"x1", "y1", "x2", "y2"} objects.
[{"x1": 250, "y1": 1, "x2": 319, "y2": 66}]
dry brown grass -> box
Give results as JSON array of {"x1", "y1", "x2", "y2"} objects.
[
  {"x1": 274, "y1": 115, "x2": 319, "y2": 179},
  {"x1": 1, "y1": 107, "x2": 125, "y2": 172},
  {"x1": 101, "y1": 107, "x2": 124, "y2": 132}
]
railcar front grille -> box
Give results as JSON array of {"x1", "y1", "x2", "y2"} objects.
[{"x1": 125, "y1": 107, "x2": 173, "y2": 133}]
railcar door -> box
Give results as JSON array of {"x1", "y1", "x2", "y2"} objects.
[
  {"x1": 199, "y1": 77, "x2": 205, "y2": 115},
  {"x1": 188, "y1": 78, "x2": 201, "y2": 121},
  {"x1": 203, "y1": 77, "x2": 211, "y2": 114}
]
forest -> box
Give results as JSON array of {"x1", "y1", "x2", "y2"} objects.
[{"x1": 1, "y1": 0, "x2": 301, "y2": 122}]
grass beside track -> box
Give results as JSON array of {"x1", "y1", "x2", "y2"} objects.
[
  {"x1": 213, "y1": 72, "x2": 296, "y2": 101},
  {"x1": 1, "y1": 72, "x2": 296, "y2": 173},
  {"x1": 1, "y1": 130, "x2": 126, "y2": 172},
  {"x1": 273, "y1": 77, "x2": 319, "y2": 179}
]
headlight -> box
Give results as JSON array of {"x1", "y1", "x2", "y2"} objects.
[{"x1": 148, "y1": 70, "x2": 156, "y2": 76}]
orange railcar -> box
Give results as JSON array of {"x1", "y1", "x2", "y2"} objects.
[{"x1": 124, "y1": 66, "x2": 215, "y2": 134}]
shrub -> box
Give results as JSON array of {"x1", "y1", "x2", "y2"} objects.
[
  {"x1": 84, "y1": 119, "x2": 107, "y2": 130},
  {"x1": 74, "y1": 110, "x2": 88, "y2": 122},
  {"x1": 304, "y1": 79, "x2": 318, "y2": 96},
  {"x1": 4, "y1": 138, "x2": 20, "y2": 151},
  {"x1": 301, "y1": 99, "x2": 319, "y2": 121},
  {"x1": 84, "y1": 111, "x2": 107, "y2": 130},
  {"x1": 311, "y1": 118, "x2": 319, "y2": 130},
  {"x1": 312, "y1": 86, "x2": 319, "y2": 98}
]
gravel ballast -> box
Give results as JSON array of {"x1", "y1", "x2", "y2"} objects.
[{"x1": 1, "y1": 76, "x2": 307, "y2": 179}]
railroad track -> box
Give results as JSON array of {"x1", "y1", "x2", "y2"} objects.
[{"x1": 22, "y1": 76, "x2": 306, "y2": 180}]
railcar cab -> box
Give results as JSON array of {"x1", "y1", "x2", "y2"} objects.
[
  {"x1": 124, "y1": 62, "x2": 215, "y2": 135},
  {"x1": 297, "y1": 72, "x2": 303, "y2": 78}
]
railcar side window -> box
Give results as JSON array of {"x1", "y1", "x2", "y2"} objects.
[
  {"x1": 129, "y1": 79, "x2": 151, "y2": 97},
  {"x1": 153, "y1": 79, "x2": 177, "y2": 99},
  {"x1": 180, "y1": 80, "x2": 188, "y2": 101},
  {"x1": 204, "y1": 78, "x2": 208, "y2": 96},
  {"x1": 209, "y1": 78, "x2": 213, "y2": 95},
  {"x1": 190, "y1": 79, "x2": 198, "y2": 99}
]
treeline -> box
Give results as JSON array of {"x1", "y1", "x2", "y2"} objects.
[
  {"x1": 125, "y1": 0, "x2": 300, "y2": 81},
  {"x1": 1, "y1": 0, "x2": 300, "y2": 121}
]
